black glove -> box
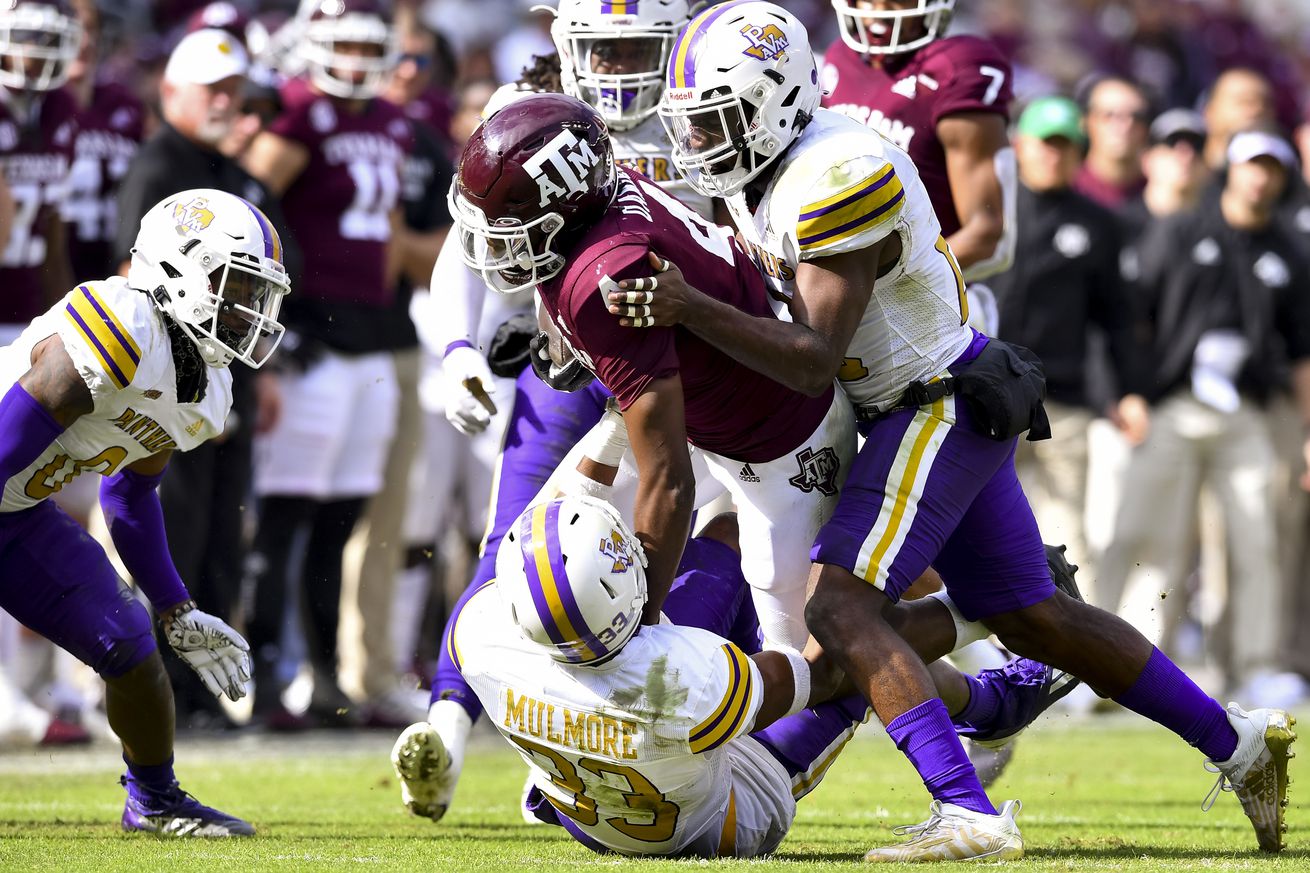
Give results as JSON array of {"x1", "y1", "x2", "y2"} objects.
[
  {"x1": 487, "y1": 313, "x2": 538, "y2": 378},
  {"x1": 528, "y1": 331, "x2": 596, "y2": 393}
]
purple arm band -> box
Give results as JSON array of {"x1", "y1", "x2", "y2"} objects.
[
  {"x1": 0, "y1": 382, "x2": 66, "y2": 485},
  {"x1": 443, "y1": 339, "x2": 475, "y2": 358},
  {"x1": 99, "y1": 469, "x2": 190, "y2": 612}
]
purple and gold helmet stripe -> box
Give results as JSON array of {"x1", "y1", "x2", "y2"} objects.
[
  {"x1": 669, "y1": 0, "x2": 744, "y2": 89},
  {"x1": 600, "y1": 1, "x2": 635, "y2": 13},
  {"x1": 238, "y1": 196, "x2": 283, "y2": 264},
  {"x1": 519, "y1": 503, "x2": 608, "y2": 663}
]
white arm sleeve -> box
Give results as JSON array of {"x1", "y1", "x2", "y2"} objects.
[
  {"x1": 426, "y1": 232, "x2": 487, "y2": 355},
  {"x1": 961, "y1": 146, "x2": 1017, "y2": 283}
]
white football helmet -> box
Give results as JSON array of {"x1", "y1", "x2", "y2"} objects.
[
  {"x1": 659, "y1": 1, "x2": 819, "y2": 198},
  {"x1": 128, "y1": 189, "x2": 290, "y2": 369},
  {"x1": 832, "y1": 0, "x2": 956, "y2": 57},
  {"x1": 547, "y1": 0, "x2": 692, "y2": 131},
  {"x1": 495, "y1": 496, "x2": 648, "y2": 666},
  {"x1": 299, "y1": 0, "x2": 396, "y2": 100},
  {"x1": 0, "y1": 0, "x2": 82, "y2": 93}
]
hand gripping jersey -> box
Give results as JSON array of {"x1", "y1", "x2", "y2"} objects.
[
  {"x1": 0, "y1": 277, "x2": 232, "y2": 512},
  {"x1": 269, "y1": 78, "x2": 412, "y2": 307},
  {"x1": 452, "y1": 581, "x2": 795, "y2": 857},
  {"x1": 64, "y1": 82, "x2": 145, "y2": 282},
  {"x1": 726, "y1": 109, "x2": 972, "y2": 410},
  {"x1": 0, "y1": 86, "x2": 78, "y2": 324},
  {"x1": 821, "y1": 35, "x2": 1012, "y2": 239},
  {"x1": 538, "y1": 167, "x2": 832, "y2": 463}
]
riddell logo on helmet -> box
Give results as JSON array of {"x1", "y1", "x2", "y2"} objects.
[
  {"x1": 665, "y1": 89, "x2": 695, "y2": 101},
  {"x1": 172, "y1": 197, "x2": 216, "y2": 233},
  {"x1": 740, "y1": 23, "x2": 788, "y2": 61},
  {"x1": 522, "y1": 129, "x2": 603, "y2": 208}
]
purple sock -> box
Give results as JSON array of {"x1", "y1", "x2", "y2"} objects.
[
  {"x1": 123, "y1": 754, "x2": 176, "y2": 796},
  {"x1": 956, "y1": 674, "x2": 1001, "y2": 726},
  {"x1": 1114, "y1": 647, "x2": 1238, "y2": 762},
  {"x1": 886, "y1": 699, "x2": 997, "y2": 815}
]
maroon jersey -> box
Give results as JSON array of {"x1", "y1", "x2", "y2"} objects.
[
  {"x1": 539, "y1": 169, "x2": 833, "y2": 463},
  {"x1": 64, "y1": 81, "x2": 145, "y2": 283},
  {"x1": 0, "y1": 87, "x2": 77, "y2": 324},
  {"x1": 270, "y1": 78, "x2": 412, "y2": 307},
  {"x1": 821, "y1": 35, "x2": 1012, "y2": 237}
]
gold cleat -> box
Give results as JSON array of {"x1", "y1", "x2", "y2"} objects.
[
  {"x1": 864, "y1": 800, "x2": 1024, "y2": 863},
  {"x1": 1203, "y1": 705, "x2": 1296, "y2": 852}
]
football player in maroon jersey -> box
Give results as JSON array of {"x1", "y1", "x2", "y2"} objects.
[
  {"x1": 0, "y1": 0, "x2": 81, "y2": 345},
  {"x1": 242, "y1": 0, "x2": 416, "y2": 728},
  {"x1": 63, "y1": 3, "x2": 144, "y2": 285},
  {"x1": 823, "y1": 0, "x2": 1015, "y2": 283}
]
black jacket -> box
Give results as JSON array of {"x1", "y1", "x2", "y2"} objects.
[
  {"x1": 1135, "y1": 187, "x2": 1310, "y2": 404},
  {"x1": 989, "y1": 184, "x2": 1138, "y2": 408}
]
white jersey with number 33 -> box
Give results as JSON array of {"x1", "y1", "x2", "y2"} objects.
[
  {"x1": 452, "y1": 581, "x2": 797, "y2": 858},
  {"x1": 728, "y1": 109, "x2": 974, "y2": 410}
]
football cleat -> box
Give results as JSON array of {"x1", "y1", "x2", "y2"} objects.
[
  {"x1": 120, "y1": 776, "x2": 254, "y2": 837},
  {"x1": 864, "y1": 799, "x2": 1024, "y2": 862},
  {"x1": 1202, "y1": 704, "x2": 1296, "y2": 852},
  {"x1": 957, "y1": 658, "x2": 1081, "y2": 750},
  {"x1": 392, "y1": 722, "x2": 457, "y2": 822},
  {"x1": 1045, "y1": 543, "x2": 1084, "y2": 603}
]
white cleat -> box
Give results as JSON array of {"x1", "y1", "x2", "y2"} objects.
[
  {"x1": 1202, "y1": 704, "x2": 1297, "y2": 852},
  {"x1": 864, "y1": 799, "x2": 1023, "y2": 862},
  {"x1": 392, "y1": 722, "x2": 459, "y2": 822}
]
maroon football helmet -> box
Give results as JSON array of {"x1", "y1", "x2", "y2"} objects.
[
  {"x1": 0, "y1": 0, "x2": 82, "y2": 92},
  {"x1": 300, "y1": 0, "x2": 394, "y2": 100},
  {"x1": 451, "y1": 92, "x2": 617, "y2": 294}
]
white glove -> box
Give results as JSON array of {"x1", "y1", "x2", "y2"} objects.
[
  {"x1": 581, "y1": 399, "x2": 629, "y2": 468},
  {"x1": 162, "y1": 602, "x2": 252, "y2": 702},
  {"x1": 443, "y1": 345, "x2": 499, "y2": 436}
]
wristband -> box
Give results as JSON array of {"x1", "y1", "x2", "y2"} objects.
[
  {"x1": 924, "y1": 590, "x2": 991, "y2": 652},
  {"x1": 443, "y1": 339, "x2": 475, "y2": 358},
  {"x1": 774, "y1": 648, "x2": 811, "y2": 717},
  {"x1": 583, "y1": 408, "x2": 629, "y2": 469}
]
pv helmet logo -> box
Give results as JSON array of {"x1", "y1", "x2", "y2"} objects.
[
  {"x1": 172, "y1": 197, "x2": 216, "y2": 233},
  {"x1": 740, "y1": 23, "x2": 789, "y2": 61},
  {"x1": 522, "y1": 128, "x2": 604, "y2": 208},
  {"x1": 598, "y1": 530, "x2": 634, "y2": 573}
]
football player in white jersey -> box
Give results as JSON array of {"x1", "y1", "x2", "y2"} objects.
[
  {"x1": 0, "y1": 187, "x2": 290, "y2": 836},
  {"x1": 610, "y1": 1, "x2": 1296, "y2": 860},
  {"x1": 417, "y1": 0, "x2": 723, "y2": 822}
]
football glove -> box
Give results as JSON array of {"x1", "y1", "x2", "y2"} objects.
[
  {"x1": 162, "y1": 601, "x2": 252, "y2": 702},
  {"x1": 443, "y1": 344, "x2": 498, "y2": 436}
]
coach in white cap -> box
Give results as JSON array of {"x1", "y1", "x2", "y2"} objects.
[
  {"x1": 1099, "y1": 124, "x2": 1310, "y2": 703},
  {"x1": 113, "y1": 27, "x2": 298, "y2": 729}
]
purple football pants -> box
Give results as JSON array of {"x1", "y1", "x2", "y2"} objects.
[{"x1": 0, "y1": 500, "x2": 156, "y2": 677}]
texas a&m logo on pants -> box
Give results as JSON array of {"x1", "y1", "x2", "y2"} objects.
[{"x1": 789, "y1": 446, "x2": 840, "y2": 496}]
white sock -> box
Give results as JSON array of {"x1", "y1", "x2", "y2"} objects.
[{"x1": 428, "y1": 699, "x2": 473, "y2": 776}]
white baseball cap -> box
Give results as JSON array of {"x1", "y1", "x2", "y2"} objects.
[
  {"x1": 1226, "y1": 130, "x2": 1298, "y2": 169},
  {"x1": 164, "y1": 28, "x2": 249, "y2": 86}
]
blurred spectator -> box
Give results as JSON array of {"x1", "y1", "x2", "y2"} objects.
[
  {"x1": 990, "y1": 96, "x2": 1143, "y2": 602},
  {"x1": 63, "y1": 3, "x2": 146, "y2": 285},
  {"x1": 114, "y1": 28, "x2": 292, "y2": 729},
  {"x1": 242, "y1": 0, "x2": 410, "y2": 729},
  {"x1": 1120, "y1": 109, "x2": 1210, "y2": 244},
  {"x1": 1202, "y1": 68, "x2": 1275, "y2": 170},
  {"x1": 1099, "y1": 131, "x2": 1310, "y2": 698},
  {"x1": 1075, "y1": 75, "x2": 1150, "y2": 209},
  {"x1": 388, "y1": 21, "x2": 457, "y2": 153}
]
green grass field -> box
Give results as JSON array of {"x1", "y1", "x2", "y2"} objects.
[{"x1": 0, "y1": 713, "x2": 1304, "y2": 871}]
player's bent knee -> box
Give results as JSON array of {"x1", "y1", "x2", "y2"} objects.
[
  {"x1": 806, "y1": 564, "x2": 896, "y2": 643},
  {"x1": 89, "y1": 588, "x2": 158, "y2": 679},
  {"x1": 980, "y1": 592, "x2": 1068, "y2": 657}
]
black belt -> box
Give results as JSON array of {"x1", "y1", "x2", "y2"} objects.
[{"x1": 854, "y1": 377, "x2": 956, "y2": 422}]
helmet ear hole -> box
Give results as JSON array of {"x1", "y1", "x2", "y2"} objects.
[
  {"x1": 598, "y1": 578, "x2": 617, "y2": 599},
  {"x1": 161, "y1": 262, "x2": 183, "y2": 279}
]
